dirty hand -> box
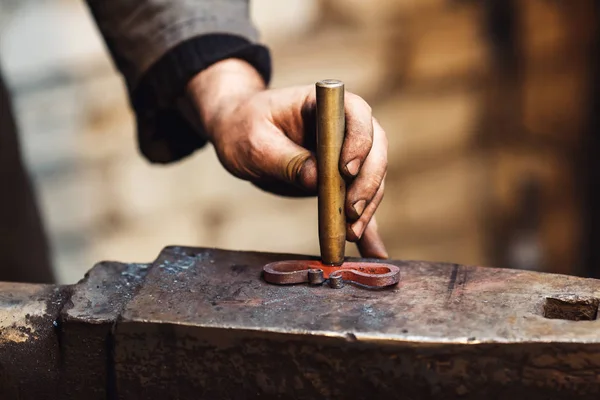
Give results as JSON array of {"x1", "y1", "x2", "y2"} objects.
[{"x1": 187, "y1": 59, "x2": 388, "y2": 259}]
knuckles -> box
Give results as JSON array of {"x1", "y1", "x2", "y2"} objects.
[
  {"x1": 348, "y1": 174, "x2": 384, "y2": 203},
  {"x1": 343, "y1": 133, "x2": 374, "y2": 161},
  {"x1": 346, "y1": 92, "x2": 372, "y2": 115}
]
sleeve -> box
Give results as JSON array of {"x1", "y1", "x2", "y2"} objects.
[{"x1": 85, "y1": 0, "x2": 272, "y2": 163}]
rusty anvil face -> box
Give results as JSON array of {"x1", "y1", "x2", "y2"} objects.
[{"x1": 2, "y1": 246, "x2": 600, "y2": 399}]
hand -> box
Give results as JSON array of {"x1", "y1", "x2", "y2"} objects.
[{"x1": 187, "y1": 59, "x2": 388, "y2": 259}]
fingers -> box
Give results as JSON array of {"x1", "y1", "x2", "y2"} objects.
[
  {"x1": 346, "y1": 177, "x2": 385, "y2": 241},
  {"x1": 216, "y1": 85, "x2": 386, "y2": 208},
  {"x1": 345, "y1": 118, "x2": 388, "y2": 222},
  {"x1": 340, "y1": 93, "x2": 374, "y2": 178},
  {"x1": 355, "y1": 217, "x2": 389, "y2": 259},
  {"x1": 252, "y1": 87, "x2": 379, "y2": 196},
  {"x1": 248, "y1": 124, "x2": 318, "y2": 195}
]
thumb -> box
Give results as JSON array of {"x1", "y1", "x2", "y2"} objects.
[
  {"x1": 281, "y1": 150, "x2": 317, "y2": 192},
  {"x1": 252, "y1": 131, "x2": 317, "y2": 196}
]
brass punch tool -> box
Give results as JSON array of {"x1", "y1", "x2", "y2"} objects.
[{"x1": 262, "y1": 80, "x2": 400, "y2": 289}]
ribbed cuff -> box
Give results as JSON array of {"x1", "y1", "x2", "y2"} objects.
[{"x1": 131, "y1": 34, "x2": 272, "y2": 164}]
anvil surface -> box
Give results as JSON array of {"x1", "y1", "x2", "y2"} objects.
[
  {"x1": 2, "y1": 246, "x2": 600, "y2": 399},
  {"x1": 110, "y1": 247, "x2": 600, "y2": 399},
  {"x1": 118, "y1": 246, "x2": 600, "y2": 343}
]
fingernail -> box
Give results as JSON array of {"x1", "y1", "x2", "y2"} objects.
[
  {"x1": 345, "y1": 159, "x2": 360, "y2": 176},
  {"x1": 351, "y1": 222, "x2": 364, "y2": 239},
  {"x1": 352, "y1": 200, "x2": 367, "y2": 218}
]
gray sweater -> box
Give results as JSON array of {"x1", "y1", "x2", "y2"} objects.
[{"x1": 86, "y1": 0, "x2": 271, "y2": 162}]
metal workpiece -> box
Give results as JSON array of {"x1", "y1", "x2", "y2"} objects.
[
  {"x1": 328, "y1": 273, "x2": 344, "y2": 289},
  {"x1": 307, "y1": 268, "x2": 325, "y2": 285},
  {"x1": 316, "y1": 79, "x2": 346, "y2": 265},
  {"x1": 262, "y1": 259, "x2": 401, "y2": 288}
]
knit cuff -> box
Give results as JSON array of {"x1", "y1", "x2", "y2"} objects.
[{"x1": 132, "y1": 34, "x2": 272, "y2": 164}]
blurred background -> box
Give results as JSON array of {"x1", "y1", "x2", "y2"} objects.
[{"x1": 0, "y1": 0, "x2": 598, "y2": 283}]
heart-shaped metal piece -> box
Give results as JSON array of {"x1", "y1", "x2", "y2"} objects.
[{"x1": 262, "y1": 260, "x2": 400, "y2": 289}]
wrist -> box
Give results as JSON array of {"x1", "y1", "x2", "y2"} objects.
[{"x1": 186, "y1": 59, "x2": 266, "y2": 142}]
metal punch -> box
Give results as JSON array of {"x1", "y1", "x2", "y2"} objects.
[{"x1": 263, "y1": 80, "x2": 400, "y2": 289}]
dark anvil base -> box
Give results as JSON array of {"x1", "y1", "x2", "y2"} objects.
[{"x1": 2, "y1": 246, "x2": 600, "y2": 399}]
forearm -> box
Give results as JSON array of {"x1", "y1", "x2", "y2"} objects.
[
  {"x1": 186, "y1": 59, "x2": 266, "y2": 143},
  {"x1": 85, "y1": 0, "x2": 271, "y2": 163},
  {"x1": 85, "y1": 0, "x2": 261, "y2": 90}
]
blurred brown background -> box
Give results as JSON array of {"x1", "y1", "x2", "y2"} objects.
[{"x1": 0, "y1": 0, "x2": 598, "y2": 283}]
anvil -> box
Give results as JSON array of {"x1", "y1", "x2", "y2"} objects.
[{"x1": 2, "y1": 246, "x2": 600, "y2": 399}]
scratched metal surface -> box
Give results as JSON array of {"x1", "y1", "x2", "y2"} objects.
[
  {"x1": 60, "y1": 261, "x2": 149, "y2": 400},
  {"x1": 63, "y1": 261, "x2": 149, "y2": 324},
  {"x1": 121, "y1": 246, "x2": 600, "y2": 343},
  {"x1": 114, "y1": 246, "x2": 600, "y2": 399}
]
